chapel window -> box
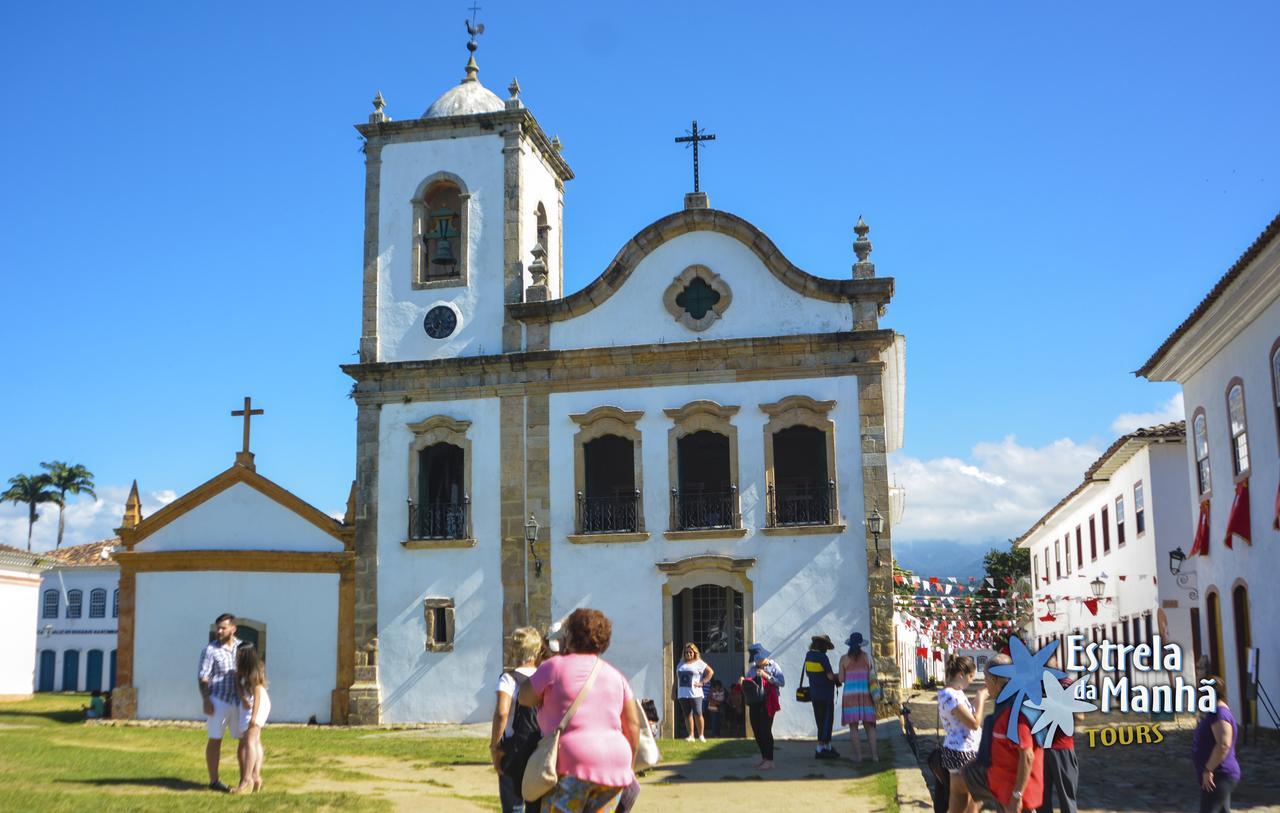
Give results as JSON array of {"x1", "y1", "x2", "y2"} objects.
[
  {"x1": 770, "y1": 427, "x2": 833, "y2": 526},
  {"x1": 89, "y1": 589, "x2": 106, "y2": 619},
  {"x1": 66, "y1": 589, "x2": 82, "y2": 619},
  {"x1": 412, "y1": 442, "x2": 469, "y2": 540},
  {"x1": 1227, "y1": 382, "x2": 1250, "y2": 477},
  {"x1": 412, "y1": 176, "x2": 469, "y2": 290},
  {"x1": 570, "y1": 407, "x2": 646, "y2": 540},
  {"x1": 1193, "y1": 411, "x2": 1212, "y2": 496},
  {"x1": 664, "y1": 401, "x2": 741, "y2": 536},
  {"x1": 579, "y1": 435, "x2": 640, "y2": 534},
  {"x1": 42, "y1": 590, "x2": 58, "y2": 619},
  {"x1": 424, "y1": 598, "x2": 455, "y2": 652},
  {"x1": 663, "y1": 265, "x2": 732, "y2": 331}
]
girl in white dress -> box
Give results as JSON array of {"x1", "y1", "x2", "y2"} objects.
[{"x1": 233, "y1": 644, "x2": 271, "y2": 793}]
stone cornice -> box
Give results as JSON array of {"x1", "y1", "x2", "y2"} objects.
[
  {"x1": 355, "y1": 108, "x2": 573, "y2": 182},
  {"x1": 342, "y1": 330, "x2": 894, "y2": 405},
  {"x1": 508, "y1": 208, "x2": 893, "y2": 325}
]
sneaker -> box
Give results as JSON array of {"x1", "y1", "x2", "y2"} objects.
[
  {"x1": 685, "y1": 735, "x2": 696, "y2": 742},
  {"x1": 815, "y1": 749, "x2": 834, "y2": 760},
  {"x1": 698, "y1": 735, "x2": 706, "y2": 742},
  {"x1": 208, "y1": 781, "x2": 231, "y2": 793},
  {"x1": 825, "y1": 747, "x2": 841, "y2": 758}
]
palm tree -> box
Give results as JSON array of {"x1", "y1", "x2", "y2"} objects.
[
  {"x1": 1, "y1": 473, "x2": 61, "y2": 551},
  {"x1": 41, "y1": 461, "x2": 97, "y2": 549}
]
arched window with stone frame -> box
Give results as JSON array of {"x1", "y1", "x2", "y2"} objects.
[
  {"x1": 1192, "y1": 408, "x2": 1212, "y2": 497},
  {"x1": 411, "y1": 173, "x2": 470, "y2": 289},
  {"x1": 664, "y1": 401, "x2": 743, "y2": 536},
  {"x1": 569, "y1": 407, "x2": 645, "y2": 540},
  {"x1": 1225, "y1": 379, "x2": 1250, "y2": 479},
  {"x1": 760, "y1": 396, "x2": 840, "y2": 528},
  {"x1": 405, "y1": 416, "x2": 473, "y2": 547}
]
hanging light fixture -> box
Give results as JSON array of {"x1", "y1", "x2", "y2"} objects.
[
  {"x1": 1045, "y1": 597, "x2": 1057, "y2": 616},
  {"x1": 525, "y1": 513, "x2": 542, "y2": 578},
  {"x1": 1090, "y1": 576, "x2": 1105, "y2": 599},
  {"x1": 867, "y1": 506, "x2": 885, "y2": 568},
  {"x1": 1168, "y1": 547, "x2": 1187, "y2": 576}
]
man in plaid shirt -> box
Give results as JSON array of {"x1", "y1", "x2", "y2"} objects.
[{"x1": 198, "y1": 613, "x2": 241, "y2": 792}]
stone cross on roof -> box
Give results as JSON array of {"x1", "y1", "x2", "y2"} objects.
[{"x1": 231, "y1": 396, "x2": 264, "y2": 470}]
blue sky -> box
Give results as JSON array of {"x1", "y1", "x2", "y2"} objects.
[{"x1": 1, "y1": 2, "x2": 1276, "y2": 552}]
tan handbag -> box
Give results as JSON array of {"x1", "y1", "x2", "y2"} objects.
[
  {"x1": 522, "y1": 657, "x2": 602, "y2": 802},
  {"x1": 633, "y1": 696, "x2": 661, "y2": 771}
]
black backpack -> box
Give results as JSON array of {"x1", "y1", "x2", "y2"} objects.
[
  {"x1": 741, "y1": 674, "x2": 767, "y2": 705},
  {"x1": 499, "y1": 671, "x2": 542, "y2": 778}
]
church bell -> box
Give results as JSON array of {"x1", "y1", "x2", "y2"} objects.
[{"x1": 426, "y1": 205, "x2": 459, "y2": 267}]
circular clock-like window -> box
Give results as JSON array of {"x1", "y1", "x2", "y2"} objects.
[{"x1": 423, "y1": 305, "x2": 458, "y2": 339}]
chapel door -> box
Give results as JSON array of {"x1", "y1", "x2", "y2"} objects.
[
  {"x1": 62, "y1": 650, "x2": 80, "y2": 692},
  {"x1": 37, "y1": 650, "x2": 56, "y2": 692},
  {"x1": 672, "y1": 584, "x2": 745, "y2": 736},
  {"x1": 85, "y1": 650, "x2": 104, "y2": 693},
  {"x1": 1232, "y1": 585, "x2": 1254, "y2": 725}
]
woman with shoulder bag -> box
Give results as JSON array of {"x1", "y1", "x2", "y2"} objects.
[
  {"x1": 839, "y1": 631, "x2": 880, "y2": 762},
  {"x1": 803, "y1": 634, "x2": 840, "y2": 759},
  {"x1": 742, "y1": 642, "x2": 785, "y2": 770},
  {"x1": 491, "y1": 627, "x2": 545, "y2": 813},
  {"x1": 518, "y1": 609, "x2": 641, "y2": 812}
]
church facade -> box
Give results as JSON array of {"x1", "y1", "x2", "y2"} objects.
[{"x1": 341, "y1": 47, "x2": 907, "y2": 736}]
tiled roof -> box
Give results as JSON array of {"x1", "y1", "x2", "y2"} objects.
[
  {"x1": 1013, "y1": 421, "x2": 1186, "y2": 547},
  {"x1": 1137, "y1": 211, "x2": 1280, "y2": 378},
  {"x1": 0, "y1": 543, "x2": 45, "y2": 569},
  {"x1": 45, "y1": 538, "x2": 119, "y2": 567}
]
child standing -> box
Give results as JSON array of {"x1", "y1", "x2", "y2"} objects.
[
  {"x1": 705, "y1": 680, "x2": 726, "y2": 738},
  {"x1": 233, "y1": 644, "x2": 271, "y2": 794}
]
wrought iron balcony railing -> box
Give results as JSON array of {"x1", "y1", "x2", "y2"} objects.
[
  {"x1": 577, "y1": 491, "x2": 641, "y2": 534},
  {"x1": 669, "y1": 487, "x2": 740, "y2": 531},
  {"x1": 408, "y1": 497, "x2": 471, "y2": 540},
  {"x1": 766, "y1": 481, "x2": 837, "y2": 527}
]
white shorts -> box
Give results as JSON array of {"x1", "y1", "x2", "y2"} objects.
[{"x1": 206, "y1": 697, "x2": 243, "y2": 740}]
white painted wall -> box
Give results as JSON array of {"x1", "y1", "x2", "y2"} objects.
[
  {"x1": 35, "y1": 565, "x2": 119, "y2": 692},
  {"x1": 1025, "y1": 443, "x2": 1193, "y2": 687},
  {"x1": 894, "y1": 612, "x2": 946, "y2": 690},
  {"x1": 134, "y1": 571, "x2": 338, "y2": 723},
  {"x1": 0, "y1": 568, "x2": 40, "y2": 696},
  {"x1": 1177, "y1": 289, "x2": 1280, "y2": 727},
  {"x1": 376, "y1": 397, "x2": 505, "y2": 724},
  {"x1": 376, "y1": 135, "x2": 507, "y2": 363},
  {"x1": 548, "y1": 375, "x2": 868, "y2": 737},
  {"x1": 549, "y1": 230, "x2": 855, "y2": 351},
  {"x1": 137, "y1": 483, "x2": 345, "y2": 553}
]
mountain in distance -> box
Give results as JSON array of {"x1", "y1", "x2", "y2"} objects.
[{"x1": 892, "y1": 539, "x2": 995, "y2": 581}]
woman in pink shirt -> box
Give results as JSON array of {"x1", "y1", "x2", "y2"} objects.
[{"x1": 519, "y1": 608, "x2": 642, "y2": 812}]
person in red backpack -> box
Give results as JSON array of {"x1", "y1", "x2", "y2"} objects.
[{"x1": 741, "y1": 642, "x2": 786, "y2": 770}]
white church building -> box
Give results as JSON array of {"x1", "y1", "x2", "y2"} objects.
[{"x1": 113, "y1": 33, "x2": 907, "y2": 735}]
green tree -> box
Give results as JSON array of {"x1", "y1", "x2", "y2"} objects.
[
  {"x1": 980, "y1": 539, "x2": 1033, "y2": 632},
  {"x1": 1, "y1": 473, "x2": 60, "y2": 551},
  {"x1": 40, "y1": 461, "x2": 96, "y2": 549}
]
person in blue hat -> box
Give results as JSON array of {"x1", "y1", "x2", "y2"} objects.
[
  {"x1": 839, "y1": 632, "x2": 880, "y2": 762},
  {"x1": 742, "y1": 643, "x2": 786, "y2": 770}
]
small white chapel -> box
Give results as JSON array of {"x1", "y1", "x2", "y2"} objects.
[{"x1": 114, "y1": 24, "x2": 907, "y2": 737}]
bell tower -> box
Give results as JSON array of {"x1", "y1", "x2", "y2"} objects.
[{"x1": 355, "y1": 21, "x2": 573, "y2": 365}]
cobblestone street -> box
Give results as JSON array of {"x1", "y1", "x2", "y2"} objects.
[{"x1": 902, "y1": 686, "x2": 1280, "y2": 812}]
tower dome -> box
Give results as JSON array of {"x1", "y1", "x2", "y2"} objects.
[{"x1": 423, "y1": 56, "x2": 504, "y2": 118}]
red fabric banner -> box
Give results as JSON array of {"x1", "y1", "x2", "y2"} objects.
[
  {"x1": 1189, "y1": 500, "x2": 1211, "y2": 557},
  {"x1": 1224, "y1": 480, "x2": 1251, "y2": 548},
  {"x1": 916, "y1": 646, "x2": 927, "y2": 658},
  {"x1": 1083, "y1": 598, "x2": 1099, "y2": 616}
]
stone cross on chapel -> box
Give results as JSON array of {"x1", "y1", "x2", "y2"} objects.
[{"x1": 231, "y1": 396, "x2": 264, "y2": 470}]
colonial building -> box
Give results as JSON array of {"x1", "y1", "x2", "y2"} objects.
[
  {"x1": 0, "y1": 544, "x2": 44, "y2": 699},
  {"x1": 34, "y1": 533, "x2": 124, "y2": 694},
  {"x1": 1015, "y1": 423, "x2": 1193, "y2": 690},
  {"x1": 1138, "y1": 210, "x2": 1280, "y2": 730},
  {"x1": 340, "y1": 37, "x2": 906, "y2": 735}
]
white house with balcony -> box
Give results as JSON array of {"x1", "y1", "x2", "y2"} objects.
[
  {"x1": 1015, "y1": 423, "x2": 1194, "y2": 689},
  {"x1": 1139, "y1": 210, "x2": 1280, "y2": 730},
  {"x1": 35, "y1": 538, "x2": 121, "y2": 694}
]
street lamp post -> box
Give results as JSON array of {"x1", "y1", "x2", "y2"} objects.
[{"x1": 867, "y1": 507, "x2": 885, "y2": 568}]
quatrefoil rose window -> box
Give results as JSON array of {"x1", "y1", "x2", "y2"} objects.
[{"x1": 663, "y1": 265, "x2": 732, "y2": 331}]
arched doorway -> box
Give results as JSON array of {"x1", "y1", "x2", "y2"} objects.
[
  {"x1": 209, "y1": 618, "x2": 267, "y2": 660},
  {"x1": 62, "y1": 650, "x2": 80, "y2": 692},
  {"x1": 1232, "y1": 584, "x2": 1254, "y2": 726},
  {"x1": 1205, "y1": 591, "x2": 1223, "y2": 678},
  {"x1": 37, "y1": 651, "x2": 55, "y2": 692},
  {"x1": 85, "y1": 650, "x2": 104, "y2": 694},
  {"x1": 656, "y1": 555, "x2": 755, "y2": 739}
]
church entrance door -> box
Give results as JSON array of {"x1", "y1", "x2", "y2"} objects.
[{"x1": 671, "y1": 584, "x2": 745, "y2": 738}]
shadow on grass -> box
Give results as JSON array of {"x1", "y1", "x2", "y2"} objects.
[
  {"x1": 0, "y1": 708, "x2": 85, "y2": 724},
  {"x1": 61, "y1": 777, "x2": 209, "y2": 792}
]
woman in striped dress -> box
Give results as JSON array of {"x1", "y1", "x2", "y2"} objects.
[{"x1": 838, "y1": 631, "x2": 879, "y2": 762}]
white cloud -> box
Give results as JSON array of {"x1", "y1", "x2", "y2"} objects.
[
  {"x1": 0, "y1": 483, "x2": 176, "y2": 552},
  {"x1": 1110, "y1": 393, "x2": 1184, "y2": 435},
  {"x1": 891, "y1": 436, "x2": 1100, "y2": 545}
]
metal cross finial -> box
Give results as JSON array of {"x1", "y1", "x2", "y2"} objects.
[
  {"x1": 465, "y1": 3, "x2": 484, "y2": 53},
  {"x1": 674, "y1": 120, "x2": 716, "y2": 193},
  {"x1": 230, "y1": 396, "x2": 264, "y2": 464}
]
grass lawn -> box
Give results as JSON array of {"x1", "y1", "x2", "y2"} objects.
[{"x1": 0, "y1": 695, "x2": 896, "y2": 812}]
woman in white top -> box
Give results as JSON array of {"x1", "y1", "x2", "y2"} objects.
[
  {"x1": 490, "y1": 627, "x2": 545, "y2": 813},
  {"x1": 233, "y1": 644, "x2": 270, "y2": 794},
  {"x1": 936, "y1": 654, "x2": 987, "y2": 813},
  {"x1": 676, "y1": 643, "x2": 714, "y2": 742}
]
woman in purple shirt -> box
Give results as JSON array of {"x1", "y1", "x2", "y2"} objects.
[{"x1": 1191, "y1": 675, "x2": 1241, "y2": 813}]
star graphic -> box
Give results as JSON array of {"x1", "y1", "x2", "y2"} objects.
[
  {"x1": 987, "y1": 637, "x2": 1067, "y2": 743},
  {"x1": 1023, "y1": 674, "x2": 1096, "y2": 744}
]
